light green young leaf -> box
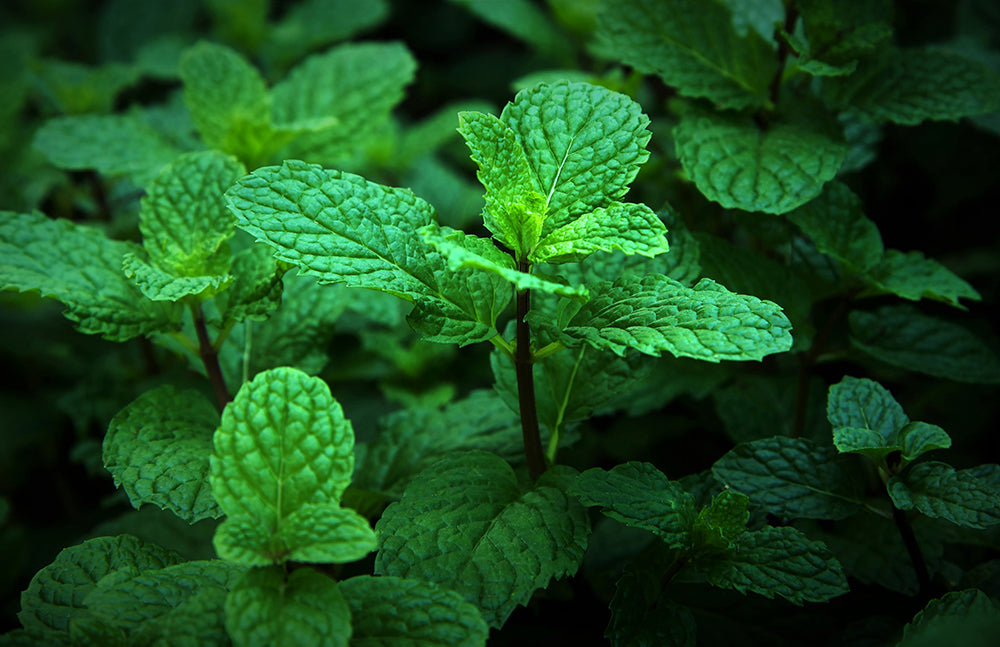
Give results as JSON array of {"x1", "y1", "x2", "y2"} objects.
[
  {"x1": 692, "y1": 490, "x2": 750, "y2": 551},
  {"x1": 0, "y1": 211, "x2": 180, "y2": 341},
  {"x1": 864, "y1": 249, "x2": 981, "y2": 310},
  {"x1": 226, "y1": 160, "x2": 510, "y2": 346},
  {"x1": 571, "y1": 462, "x2": 697, "y2": 549},
  {"x1": 139, "y1": 150, "x2": 246, "y2": 276},
  {"x1": 829, "y1": 47, "x2": 1000, "y2": 125},
  {"x1": 123, "y1": 252, "x2": 231, "y2": 302},
  {"x1": 541, "y1": 273, "x2": 793, "y2": 361},
  {"x1": 341, "y1": 575, "x2": 489, "y2": 647},
  {"x1": 826, "y1": 376, "x2": 909, "y2": 445},
  {"x1": 712, "y1": 436, "x2": 865, "y2": 520},
  {"x1": 276, "y1": 503, "x2": 377, "y2": 564},
  {"x1": 531, "y1": 201, "x2": 669, "y2": 264},
  {"x1": 374, "y1": 452, "x2": 589, "y2": 628},
  {"x1": 211, "y1": 367, "x2": 363, "y2": 564},
  {"x1": 18, "y1": 535, "x2": 182, "y2": 633},
  {"x1": 33, "y1": 113, "x2": 183, "y2": 187},
  {"x1": 596, "y1": 0, "x2": 777, "y2": 110},
  {"x1": 500, "y1": 81, "x2": 650, "y2": 233},
  {"x1": 898, "y1": 589, "x2": 1000, "y2": 647},
  {"x1": 786, "y1": 181, "x2": 884, "y2": 274},
  {"x1": 103, "y1": 386, "x2": 222, "y2": 523},
  {"x1": 850, "y1": 305, "x2": 1000, "y2": 384},
  {"x1": 457, "y1": 109, "x2": 545, "y2": 257},
  {"x1": 420, "y1": 224, "x2": 588, "y2": 300},
  {"x1": 898, "y1": 422, "x2": 952, "y2": 462},
  {"x1": 889, "y1": 462, "x2": 1000, "y2": 530},
  {"x1": 225, "y1": 566, "x2": 351, "y2": 647},
  {"x1": 696, "y1": 526, "x2": 850, "y2": 605},
  {"x1": 674, "y1": 110, "x2": 847, "y2": 214}
]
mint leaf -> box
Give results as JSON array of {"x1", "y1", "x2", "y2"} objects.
[
  {"x1": 138, "y1": 150, "x2": 246, "y2": 277},
  {"x1": 103, "y1": 386, "x2": 221, "y2": 523},
  {"x1": 500, "y1": 81, "x2": 650, "y2": 234},
  {"x1": 596, "y1": 0, "x2": 777, "y2": 110},
  {"x1": 374, "y1": 452, "x2": 589, "y2": 628},
  {"x1": 210, "y1": 367, "x2": 374, "y2": 564},
  {"x1": 123, "y1": 252, "x2": 231, "y2": 302},
  {"x1": 531, "y1": 201, "x2": 669, "y2": 264},
  {"x1": 542, "y1": 274, "x2": 793, "y2": 361},
  {"x1": 696, "y1": 526, "x2": 849, "y2": 605},
  {"x1": 898, "y1": 422, "x2": 952, "y2": 462},
  {"x1": 826, "y1": 376, "x2": 909, "y2": 446},
  {"x1": 692, "y1": 490, "x2": 750, "y2": 551},
  {"x1": 18, "y1": 535, "x2": 182, "y2": 633},
  {"x1": 340, "y1": 575, "x2": 489, "y2": 647},
  {"x1": 225, "y1": 566, "x2": 351, "y2": 647},
  {"x1": 786, "y1": 181, "x2": 884, "y2": 274},
  {"x1": 889, "y1": 462, "x2": 1000, "y2": 530},
  {"x1": 572, "y1": 462, "x2": 698, "y2": 549},
  {"x1": 712, "y1": 437, "x2": 865, "y2": 520},
  {"x1": 832, "y1": 427, "x2": 898, "y2": 463},
  {"x1": 850, "y1": 305, "x2": 1000, "y2": 384},
  {"x1": 830, "y1": 48, "x2": 1000, "y2": 125},
  {"x1": 226, "y1": 160, "x2": 510, "y2": 345},
  {"x1": 673, "y1": 110, "x2": 847, "y2": 214},
  {"x1": 0, "y1": 211, "x2": 180, "y2": 341},
  {"x1": 864, "y1": 249, "x2": 981, "y2": 309},
  {"x1": 215, "y1": 244, "x2": 285, "y2": 326},
  {"x1": 898, "y1": 589, "x2": 1000, "y2": 647}
]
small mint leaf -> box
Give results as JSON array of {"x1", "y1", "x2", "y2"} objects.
[
  {"x1": 832, "y1": 427, "x2": 899, "y2": 463},
  {"x1": 224, "y1": 566, "x2": 351, "y2": 647},
  {"x1": 277, "y1": 503, "x2": 376, "y2": 564},
  {"x1": 826, "y1": 376, "x2": 910, "y2": 446},
  {"x1": 786, "y1": 181, "x2": 884, "y2": 274},
  {"x1": 899, "y1": 422, "x2": 952, "y2": 462},
  {"x1": 122, "y1": 251, "x2": 232, "y2": 302},
  {"x1": 692, "y1": 490, "x2": 750, "y2": 552},
  {"x1": 340, "y1": 575, "x2": 489, "y2": 647},
  {"x1": 103, "y1": 386, "x2": 222, "y2": 523},
  {"x1": 216, "y1": 244, "x2": 286, "y2": 326},
  {"x1": 531, "y1": 201, "x2": 669, "y2": 264},
  {"x1": 864, "y1": 249, "x2": 981, "y2": 310},
  {"x1": 888, "y1": 461, "x2": 1000, "y2": 530}
]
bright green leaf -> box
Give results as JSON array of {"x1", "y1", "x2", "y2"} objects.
[
  {"x1": 276, "y1": 503, "x2": 376, "y2": 564},
  {"x1": 123, "y1": 252, "x2": 231, "y2": 302},
  {"x1": 864, "y1": 249, "x2": 981, "y2": 310},
  {"x1": 340, "y1": 575, "x2": 489, "y2": 647},
  {"x1": 216, "y1": 244, "x2": 286, "y2": 326},
  {"x1": 224, "y1": 566, "x2": 351, "y2": 647},
  {"x1": 531, "y1": 201, "x2": 669, "y2": 264},
  {"x1": 374, "y1": 452, "x2": 589, "y2": 628},
  {"x1": 692, "y1": 490, "x2": 750, "y2": 551},
  {"x1": 899, "y1": 422, "x2": 952, "y2": 462},
  {"x1": 786, "y1": 181, "x2": 884, "y2": 273},
  {"x1": 889, "y1": 461, "x2": 1000, "y2": 530},
  {"x1": 103, "y1": 386, "x2": 221, "y2": 523},
  {"x1": 826, "y1": 376, "x2": 909, "y2": 445}
]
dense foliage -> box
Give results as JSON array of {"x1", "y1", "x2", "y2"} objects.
[{"x1": 2, "y1": 1, "x2": 999, "y2": 645}]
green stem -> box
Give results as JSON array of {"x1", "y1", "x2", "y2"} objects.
[
  {"x1": 242, "y1": 320, "x2": 253, "y2": 386},
  {"x1": 489, "y1": 333, "x2": 514, "y2": 360},
  {"x1": 769, "y1": 2, "x2": 800, "y2": 107},
  {"x1": 533, "y1": 340, "x2": 567, "y2": 362},
  {"x1": 190, "y1": 303, "x2": 231, "y2": 411},
  {"x1": 515, "y1": 259, "x2": 546, "y2": 481}
]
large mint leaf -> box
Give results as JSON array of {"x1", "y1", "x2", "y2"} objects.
[
  {"x1": 850, "y1": 305, "x2": 1000, "y2": 384},
  {"x1": 571, "y1": 463, "x2": 697, "y2": 549},
  {"x1": 696, "y1": 526, "x2": 849, "y2": 605},
  {"x1": 898, "y1": 589, "x2": 1000, "y2": 647},
  {"x1": 33, "y1": 113, "x2": 183, "y2": 187},
  {"x1": 18, "y1": 535, "x2": 182, "y2": 633},
  {"x1": 374, "y1": 452, "x2": 589, "y2": 628},
  {"x1": 712, "y1": 436, "x2": 865, "y2": 520},
  {"x1": 103, "y1": 386, "x2": 221, "y2": 523},
  {"x1": 226, "y1": 160, "x2": 510, "y2": 346},
  {"x1": 540, "y1": 273, "x2": 793, "y2": 361},
  {"x1": 0, "y1": 211, "x2": 179, "y2": 341},
  {"x1": 674, "y1": 109, "x2": 847, "y2": 214},
  {"x1": 500, "y1": 81, "x2": 650, "y2": 233},
  {"x1": 210, "y1": 367, "x2": 375, "y2": 564},
  {"x1": 596, "y1": 0, "x2": 777, "y2": 110},
  {"x1": 139, "y1": 150, "x2": 246, "y2": 276},
  {"x1": 889, "y1": 462, "x2": 1000, "y2": 530},
  {"x1": 225, "y1": 566, "x2": 351, "y2": 647},
  {"x1": 864, "y1": 249, "x2": 981, "y2": 310},
  {"x1": 786, "y1": 181, "x2": 884, "y2": 274},
  {"x1": 830, "y1": 47, "x2": 1000, "y2": 125},
  {"x1": 341, "y1": 575, "x2": 489, "y2": 647},
  {"x1": 531, "y1": 201, "x2": 669, "y2": 264},
  {"x1": 827, "y1": 376, "x2": 909, "y2": 445}
]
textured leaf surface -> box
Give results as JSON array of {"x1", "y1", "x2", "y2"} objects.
[
  {"x1": 225, "y1": 566, "x2": 351, "y2": 647},
  {"x1": 889, "y1": 462, "x2": 1000, "y2": 529},
  {"x1": 826, "y1": 376, "x2": 909, "y2": 445},
  {"x1": 543, "y1": 273, "x2": 793, "y2": 361},
  {"x1": 531, "y1": 201, "x2": 669, "y2": 264},
  {"x1": 898, "y1": 422, "x2": 952, "y2": 462},
  {"x1": 865, "y1": 249, "x2": 981, "y2": 309},
  {"x1": 122, "y1": 252, "x2": 231, "y2": 302},
  {"x1": 103, "y1": 386, "x2": 221, "y2": 523},
  {"x1": 674, "y1": 110, "x2": 847, "y2": 214},
  {"x1": 18, "y1": 535, "x2": 182, "y2": 632},
  {"x1": 899, "y1": 589, "x2": 1000, "y2": 647},
  {"x1": 216, "y1": 244, "x2": 285, "y2": 326},
  {"x1": 786, "y1": 181, "x2": 884, "y2": 273},
  {"x1": 500, "y1": 82, "x2": 650, "y2": 233},
  {"x1": 596, "y1": 0, "x2": 776, "y2": 109},
  {"x1": 276, "y1": 503, "x2": 377, "y2": 564},
  {"x1": 0, "y1": 211, "x2": 179, "y2": 340},
  {"x1": 850, "y1": 305, "x2": 1000, "y2": 384},
  {"x1": 692, "y1": 490, "x2": 750, "y2": 551},
  {"x1": 374, "y1": 452, "x2": 589, "y2": 628},
  {"x1": 697, "y1": 526, "x2": 850, "y2": 605},
  {"x1": 572, "y1": 462, "x2": 697, "y2": 549},
  {"x1": 712, "y1": 437, "x2": 864, "y2": 520},
  {"x1": 341, "y1": 575, "x2": 489, "y2": 647},
  {"x1": 226, "y1": 160, "x2": 510, "y2": 345}
]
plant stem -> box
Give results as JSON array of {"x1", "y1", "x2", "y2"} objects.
[
  {"x1": 769, "y1": 2, "x2": 800, "y2": 108},
  {"x1": 515, "y1": 260, "x2": 546, "y2": 481},
  {"x1": 191, "y1": 303, "x2": 231, "y2": 411},
  {"x1": 890, "y1": 502, "x2": 932, "y2": 600}
]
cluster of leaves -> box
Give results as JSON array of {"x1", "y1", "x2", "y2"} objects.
[{"x1": 2, "y1": 1, "x2": 1000, "y2": 646}]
